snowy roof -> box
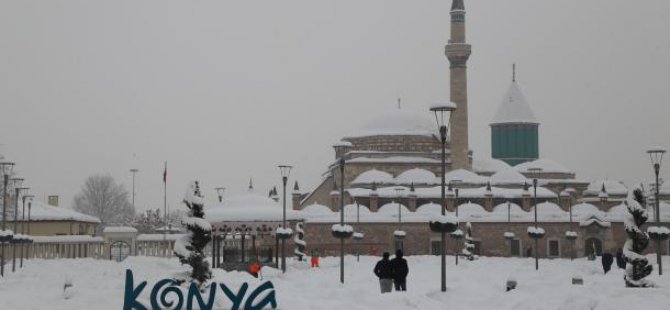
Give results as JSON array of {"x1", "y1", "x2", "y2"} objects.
[
  {"x1": 137, "y1": 233, "x2": 185, "y2": 241},
  {"x1": 394, "y1": 168, "x2": 436, "y2": 185},
  {"x1": 205, "y1": 189, "x2": 304, "y2": 222},
  {"x1": 491, "y1": 81, "x2": 539, "y2": 125},
  {"x1": 660, "y1": 182, "x2": 670, "y2": 195},
  {"x1": 472, "y1": 158, "x2": 512, "y2": 174},
  {"x1": 32, "y1": 235, "x2": 104, "y2": 243},
  {"x1": 491, "y1": 202, "x2": 527, "y2": 218},
  {"x1": 515, "y1": 158, "x2": 573, "y2": 174},
  {"x1": 530, "y1": 202, "x2": 567, "y2": 220},
  {"x1": 349, "y1": 185, "x2": 557, "y2": 200},
  {"x1": 584, "y1": 180, "x2": 628, "y2": 196},
  {"x1": 103, "y1": 226, "x2": 138, "y2": 233},
  {"x1": 490, "y1": 168, "x2": 529, "y2": 185},
  {"x1": 444, "y1": 169, "x2": 488, "y2": 184},
  {"x1": 571, "y1": 203, "x2": 605, "y2": 220},
  {"x1": 301, "y1": 203, "x2": 335, "y2": 215},
  {"x1": 416, "y1": 202, "x2": 442, "y2": 215},
  {"x1": 28, "y1": 201, "x2": 101, "y2": 223},
  {"x1": 347, "y1": 156, "x2": 439, "y2": 164},
  {"x1": 344, "y1": 108, "x2": 436, "y2": 138},
  {"x1": 377, "y1": 202, "x2": 411, "y2": 215},
  {"x1": 351, "y1": 169, "x2": 394, "y2": 185}
]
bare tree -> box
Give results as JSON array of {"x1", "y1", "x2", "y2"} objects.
[{"x1": 73, "y1": 174, "x2": 135, "y2": 230}]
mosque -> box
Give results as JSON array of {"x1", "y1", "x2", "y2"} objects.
[{"x1": 280, "y1": 0, "x2": 670, "y2": 259}]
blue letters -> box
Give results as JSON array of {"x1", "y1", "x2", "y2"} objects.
[{"x1": 123, "y1": 269, "x2": 148, "y2": 310}]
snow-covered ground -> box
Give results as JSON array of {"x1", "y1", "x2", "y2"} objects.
[{"x1": 1, "y1": 255, "x2": 669, "y2": 309}]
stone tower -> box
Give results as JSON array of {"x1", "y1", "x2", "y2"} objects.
[
  {"x1": 490, "y1": 66, "x2": 540, "y2": 166},
  {"x1": 446, "y1": 0, "x2": 472, "y2": 170}
]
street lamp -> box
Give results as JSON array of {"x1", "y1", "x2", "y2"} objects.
[
  {"x1": 503, "y1": 200, "x2": 515, "y2": 257},
  {"x1": 277, "y1": 165, "x2": 293, "y2": 273},
  {"x1": 527, "y1": 167, "x2": 544, "y2": 271},
  {"x1": 331, "y1": 142, "x2": 353, "y2": 284},
  {"x1": 20, "y1": 194, "x2": 33, "y2": 268},
  {"x1": 0, "y1": 161, "x2": 15, "y2": 277},
  {"x1": 394, "y1": 187, "x2": 406, "y2": 252},
  {"x1": 647, "y1": 148, "x2": 666, "y2": 276},
  {"x1": 450, "y1": 185, "x2": 464, "y2": 266},
  {"x1": 562, "y1": 188, "x2": 577, "y2": 261},
  {"x1": 353, "y1": 199, "x2": 364, "y2": 262},
  {"x1": 428, "y1": 102, "x2": 458, "y2": 292},
  {"x1": 11, "y1": 180, "x2": 28, "y2": 272},
  {"x1": 215, "y1": 187, "x2": 226, "y2": 203},
  {"x1": 129, "y1": 168, "x2": 139, "y2": 211}
]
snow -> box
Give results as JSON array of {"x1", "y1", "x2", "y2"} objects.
[
  {"x1": 565, "y1": 231, "x2": 578, "y2": 238},
  {"x1": 27, "y1": 200, "x2": 101, "y2": 223},
  {"x1": 0, "y1": 229, "x2": 14, "y2": 237},
  {"x1": 276, "y1": 227, "x2": 293, "y2": 235},
  {"x1": 32, "y1": 235, "x2": 104, "y2": 243},
  {"x1": 503, "y1": 232, "x2": 515, "y2": 238},
  {"x1": 331, "y1": 224, "x2": 354, "y2": 233},
  {"x1": 136, "y1": 234, "x2": 184, "y2": 241},
  {"x1": 332, "y1": 140, "x2": 353, "y2": 147},
  {"x1": 584, "y1": 180, "x2": 628, "y2": 196},
  {"x1": 173, "y1": 234, "x2": 191, "y2": 258},
  {"x1": 344, "y1": 108, "x2": 437, "y2": 138},
  {"x1": 515, "y1": 158, "x2": 573, "y2": 174},
  {"x1": 430, "y1": 214, "x2": 458, "y2": 225},
  {"x1": 347, "y1": 156, "x2": 439, "y2": 164},
  {"x1": 443, "y1": 169, "x2": 488, "y2": 184},
  {"x1": 2, "y1": 255, "x2": 670, "y2": 309},
  {"x1": 352, "y1": 232, "x2": 364, "y2": 239},
  {"x1": 416, "y1": 203, "x2": 443, "y2": 215},
  {"x1": 182, "y1": 216, "x2": 212, "y2": 231},
  {"x1": 301, "y1": 203, "x2": 335, "y2": 215},
  {"x1": 102, "y1": 226, "x2": 138, "y2": 233},
  {"x1": 472, "y1": 158, "x2": 512, "y2": 174},
  {"x1": 450, "y1": 229, "x2": 464, "y2": 237},
  {"x1": 647, "y1": 226, "x2": 670, "y2": 235},
  {"x1": 490, "y1": 81, "x2": 539, "y2": 125},
  {"x1": 490, "y1": 168, "x2": 528, "y2": 185},
  {"x1": 393, "y1": 230, "x2": 406, "y2": 237},
  {"x1": 429, "y1": 102, "x2": 457, "y2": 111},
  {"x1": 527, "y1": 226, "x2": 545, "y2": 235},
  {"x1": 377, "y1": 202, "x2": 410, "y2": 216},
  {"x1": 351, "y1": 169, "x2": 394, "y2": 185},
  {"x1": 206, "y1": 190, "x2": 304, "y2": 222},
  {"x1": 394, "y1": 168, "x2": 436, "y2": 185}
]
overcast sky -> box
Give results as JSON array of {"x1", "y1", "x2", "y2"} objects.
[{"x1": 1, "y1": 0, "x2": 669, "y2": 213}]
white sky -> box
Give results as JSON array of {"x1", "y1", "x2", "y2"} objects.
[{"x1": 1, "y1": 0, "x2": 669, "y2": 212}]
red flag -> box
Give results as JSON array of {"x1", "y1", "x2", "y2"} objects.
[{"x1": 163, "y1": 162, "x2": 167, "y2": 183}]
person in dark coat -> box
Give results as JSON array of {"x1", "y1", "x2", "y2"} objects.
[
  {"x1": 373, "y1": 252, "x2": 393, "y2": 293},
  {"x1": 615, "y1": 248, "x2": 626, "y2": 269},
  {"x1": 391, "y1": 249, "x2": 409, "y2": 291},
  {"x1": 602, "y1": 252, "x2": 614, "y2": 274}
]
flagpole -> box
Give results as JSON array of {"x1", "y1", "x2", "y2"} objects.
[{"x1": 164, "y1": 161, "x2": 167, "y2": 242}]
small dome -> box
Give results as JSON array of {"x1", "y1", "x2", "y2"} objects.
[
  {"x1": 491, "y1": 202, "x2": 527, "y2": 216},
  {"x1": 343, "y1": 203, "x2": 371, "y2": 215},
  {"x1": 301, "y1": 203, "x2": 334, "y2": 215},
  {"x1": 345, "y1": 108, "x2": 436, "y2": 138},
  {"x1": 416, "y1": 202, "x2": 443, "y2": 215},
  {"x1": 531, "y1": 202, "x2": 567, "y2": 220},
  {"x1": 351, "y1": 169, "x2": 394, "y2": 185},
  {"x1": 490, "y1": 168, "x2": 528, "y2": 185},
  {"x1": 395, "y1": 168, "x2": 436, "y2": 185},
  {"x1": 457, "y1": 202, "x2": 486, "y2": 217},
  {"x1": 377, "y1": 202, "x2": 410, "y2": 215},
  {"x1": 584, "y1": 180, "x2": 628, "y2": 196},
  {"x1": 572, "y1": 203, "x2": 604, "y2": 219},
  {"x1": 515, "y1": 158, "x2": 573, "y2": 174},
  {"x1": 473, "y1": 158, "x2": 512, "y2": 174},
  {"x1": 444, "y1": 169, "x2": 489, "y2": 184}
]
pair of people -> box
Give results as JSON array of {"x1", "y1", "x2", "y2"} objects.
[{"x1": 373, "y1": 250, "x2": 408, "y2": 293}]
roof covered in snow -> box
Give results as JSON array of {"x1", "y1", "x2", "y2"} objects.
[
  {"x1": 473, "y1": 158, "x2": 512, "y2": 174},
  {"x1": 205, "y1": 189, "x2": 304, "y2": 222},
  {"x1": 584, "y1": 180, "x2": 628, "y2": 196},
  {"x1": 491, "y1": 82, "x2": 539, "y2": 125},
  {"x1": 344, "y1": 108, "x2": 436, "y2": 138},
  {"x1": 490, "y1": 168, "x2": 529, "y2": 185},
  {"x1": 27, "y1": 201, "x2": 101, "y2": 224},
  {"x1": 444, "y1": 169, "x2": 489, "y2": 184},
  {"x1": 347, "y1": 156, "x2": 439, "y2": 164},
  {"x1": 351, "y1": 169, "x2": 394, "y2": 185},
  {"x1": 515, "y1": 158, "x2": 573, "y2": 174},
  {"x1": 394, "y1": 168, "x2": 436, "y2": 185}
]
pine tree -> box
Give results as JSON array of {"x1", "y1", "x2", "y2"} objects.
[
  {"x1": 294, "y1": 222, "x2": 306, "y2": 261},
  {"x1": 174, "y1": 181, "x2": 212, "y2": 287},
  {"x1": 623, "y1": 186, "x2": 654, "y2": 287},
  {"x1": 462, "y1": 222, "x2": 475, "y2": 261}
]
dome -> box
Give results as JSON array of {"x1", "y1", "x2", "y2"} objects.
[
  {"x1": 491, "y1": 202, "x2": 527, "y2": 217},
  {"x1": 444, "y1": 169, "x2": 489, "y2": 184},
  {"x1": 584, "y1": 180, "x2": 628, "y2": 196},
  {"x1": 531, "y1": 202, "x2": 567, "y2": 220},
  {"x1": 351, "y1": 169, "x2": 394, "y2": 185},
  {"x1": 571, "y1": 203, "x2": 604, "y2": 219},
  {"x1": 473, "y1": 158, "x2": 512, "y2": 174},
  {"x1": 395, "y1": 168, "x2": 436, "y2": 185},
  {"x1": 491, "y1": 82, "x2": 539, "y2": 125},
  {"x1": 345, "y1": 108, "x2": 436, "y2": 138},
  {"x1": 377, "y1": 202, "x2": 411, "y2": 215},
  {"x1": 416, "y1": 202, "x2": 443, "y2": 215},
  {"x1": 515, "y1": 158, "x2": 573, "y2": 174},
  {"x1": 457, "y1": 202, "x2": 486, "y2": 217},
  {"x1": 490, "y1": 168, "x2": 528, "y2": 185},
  {"x1": 206, "y1": 190, "x2": 303, "y2": 222},
  {"x1": 301, "y1": 203, "x2": 334, "y2": 215},
  {"x1": 343, "y1": 203, "x2": 371, "y2": 215}
]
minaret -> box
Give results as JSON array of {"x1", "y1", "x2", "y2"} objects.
[{"x1": 446, "y1": 0, "x2": 472, "y2": 170}]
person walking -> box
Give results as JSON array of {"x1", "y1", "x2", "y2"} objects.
[
  {"x1": 391, "y1": 249, "x2": 408, "y2": 291},
  {"x1": 310, "y1": 249, "x2": 320, "y2": 268},
  {"x1": 374, "y1": 252, "x2": 393, "y2": 293}
]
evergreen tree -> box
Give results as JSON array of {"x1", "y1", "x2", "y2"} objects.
[
  {"x1": 623, "y1": 186, "x2": 654, "y2": 287},
  {"x1": 174, "y1": 181, "x2": 212, "y2": 287},
  {"x1": 294, "y1": 222, "x2": 306, "y2": 261},
  {"x1": 462, "y1": 222, "x2": 475, "y2": 261}
]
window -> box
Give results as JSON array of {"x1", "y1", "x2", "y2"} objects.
[
  {"x1": 430, "y1": 240, "x2": 440, "y2": 255},
  {"x1": 548, "y1": 239, "x2": 560, "y2": 257},
  {"x1": 511, "y1": 239, "x2": 521, "y2": 257}
]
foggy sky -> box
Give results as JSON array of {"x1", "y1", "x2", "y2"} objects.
[{"x1": 1, "y1": 0, "x2": 669, "y2": 213}]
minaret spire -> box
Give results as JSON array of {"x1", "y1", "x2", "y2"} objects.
[
  {"x1": 446, "y1": 0, "x2": 472, "y2": 169},
  {"x1": 512, "y1": 63, "x2": 516, "y2": 82}
]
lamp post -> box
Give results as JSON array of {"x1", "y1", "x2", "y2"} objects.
[
  {"x1": 278, "y1": 165, "x2": 293, "y2": 273},
  {"x1": 353, "y1": 200, "x2": 364, "y2": 262},
  {"x1": 394, "y1": 187, "x2": 406, "y2": 252},
  {"x1": 0, "y1": 161, "x2": 15, "y2": 277},
  {"x1": 332, "y1": 142, "x2": 353, "y2": 284},
  {"x1": 453, "y1": 187, "x2": 461, "y2": 265},
  {"x1": 528, "y1": 167, "x2": 543, "y2": 271},
  {"x1": 20, "y1": 194, "x2": 33, "y2": 268},
  {"x1": 129, "y1": 168, "x2": 139, "y2": 211},
  {"x1": 429, "y1": 102, "x2": 457, "y2": 292},
  {"x1": 11, "y1": 179, "x2": 27, "y2": 272},
  {"x1": 215, "y1": 187, "x2": 226, "y2": 203},
  {"x1": 647, "y1": 148, "x2": 666, "y2": 275}
]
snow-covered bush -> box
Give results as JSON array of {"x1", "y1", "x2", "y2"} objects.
[
  {"x1": 276, "y1": 227, "x2": 293, "y2": 240},
  {"x1": 294, "y1": 222, "x2": 306, "y2": 261},
  {"x1": 331, "y1": 224, "x2": 353, "y2": 239},
  {"x1": 174, "y1": 181, "x2": 212, "y2": 287},
  {"x1": 623, "y1": 186, "x2": 654, "y2": 288},
  {"x1": 393, "y1": 230, "x2": 406, "y2": 240},
  {"x1": 647, "y1": 226, "x2": 670, "y2": 241},
  {"x1": 527, "y1": 226, "x2": 545, "y2": 239},
  {"x1": 429, "y1": 214, "x2": 459, "y2": 233},
  {"x1": 462, "y1": 222, "x2": 475, "y2": 261},
  {"x1": 565, "y1": 231, "x2": 578, "y2": 241}
]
